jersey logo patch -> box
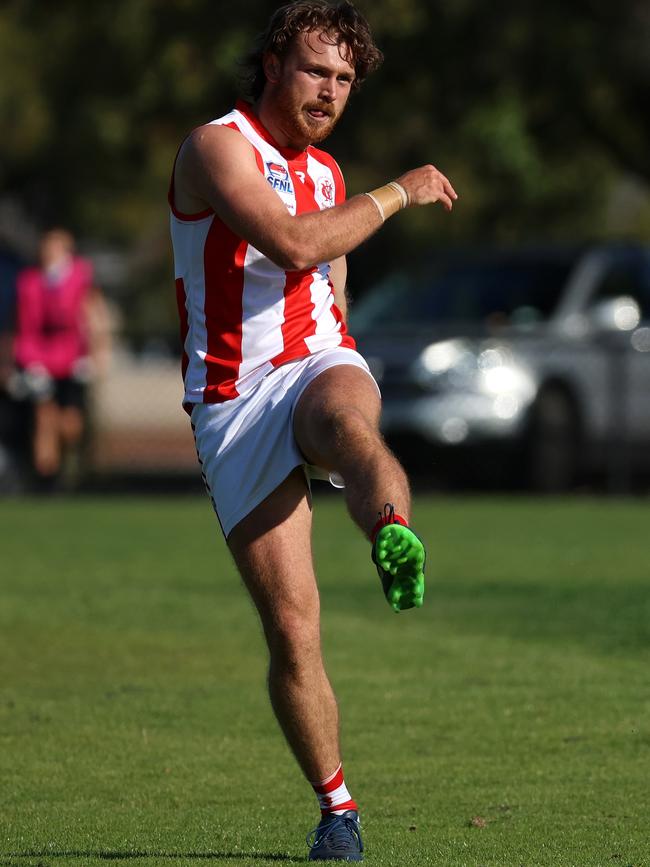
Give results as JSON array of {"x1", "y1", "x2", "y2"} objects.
[
  {"x1": 267, "y1": 162, "x2": 288, "y2": 179},
  {"x1": 266, "y1": 161, "x2": 294, "y2": 195},
  {"x1": 319, "y1": 178, "x2": 334, "y2": 205}
]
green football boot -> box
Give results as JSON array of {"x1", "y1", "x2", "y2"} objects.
[{"x1": 371, "y1": 505, "x2": 426, "y2": 613}]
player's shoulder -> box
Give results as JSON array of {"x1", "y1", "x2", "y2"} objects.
[
  {"x1": 187, "y1": 119, "x2": 244, "y2": 146},
  {"x1": 182, "y1": 116, "x2": 253, "y2": 163}
]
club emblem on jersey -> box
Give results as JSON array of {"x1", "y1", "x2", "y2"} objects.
[
  {"x1": 266, "y1": 161, "x2": 293, "y2": 195},
  {"x1": 319, "y1": 178, "x2": 334, "y2": 205}
]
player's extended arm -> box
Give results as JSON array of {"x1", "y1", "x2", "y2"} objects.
[{"x1": 174, "y1": 124, "x2": 457, "y2": 272}]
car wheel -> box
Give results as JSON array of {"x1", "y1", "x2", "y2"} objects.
[{"x1": 525, "y1": 386, "x2": 580, "y2": 493}]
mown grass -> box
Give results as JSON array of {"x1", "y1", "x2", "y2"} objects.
[{"x1": 0, "y1": 494, "x2": 648, "y2": 866}]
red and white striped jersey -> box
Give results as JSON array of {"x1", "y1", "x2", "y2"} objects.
[{"x1": 169, "y1": 100, "x2": 355, "y2": 409}]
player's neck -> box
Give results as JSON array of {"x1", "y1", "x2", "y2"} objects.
[{"x1": 252, "y1": 95, "x2": 309, "y2": 153}]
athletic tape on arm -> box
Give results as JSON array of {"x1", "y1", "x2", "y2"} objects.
[{"x1": 364, "y1": 181, "x2": 409, "y2": 223}]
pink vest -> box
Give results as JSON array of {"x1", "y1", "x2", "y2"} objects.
[
  {"x1": 14, "y1": 257, "x2": 92, "y2": 379},
  {"x1": 169, "y1": 101, "x2": 355, "y2": 409}
]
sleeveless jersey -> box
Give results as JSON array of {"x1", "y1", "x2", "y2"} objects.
[{"x1": 169, "y1": 100, "x2": 355, "y2": 409}]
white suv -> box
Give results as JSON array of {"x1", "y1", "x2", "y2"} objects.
[{"x1": 352, "y1": 244, "x2": 650, "y2": 491}]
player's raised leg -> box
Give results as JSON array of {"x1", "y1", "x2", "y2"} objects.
[
  {"x1": 227, "y1": 467, "x2": 362, "y2": 859},
  {"x1": 294, "y1": 365, "x2": 407, "y2": 533},
  {"x1": 293, "y1": 364, "x2": 426, "y2": 612}
]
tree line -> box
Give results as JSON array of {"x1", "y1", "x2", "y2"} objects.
[{"x1": 1, "y1": 0, "x2": 648, "y2": 343}]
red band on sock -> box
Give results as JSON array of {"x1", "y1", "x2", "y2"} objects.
[
  {"x1": 312, "y1": 764, "x2": 344, "y2": 795},
  {"x1": 311, "y1": 764, "x2": 358, "y2": 815},
  {"x1": 321, "y1": 798, "x2": 357, "y2": 816},
  {"x1": 371, "y1": 512, "x2": 408, "y2": 543}
]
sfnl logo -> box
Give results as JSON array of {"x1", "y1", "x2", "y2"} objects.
[{"x1": 266, "y1": 162, "x2": 294, "y2": 194}]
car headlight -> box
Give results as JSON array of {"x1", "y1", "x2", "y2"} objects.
[
  {"x1": 413, "y1": 340, "x2": 535, "y2": 412},
  {"x1": 413, "y1": 339, "x2": 478, "y2": 389},
  {"x1": 477, "y1": 347, "x2": 534, "y2": 395}
]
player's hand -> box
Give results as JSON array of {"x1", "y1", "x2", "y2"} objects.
[{"x1": 396, "y1": 165, "x2": 458, "y2": 211}]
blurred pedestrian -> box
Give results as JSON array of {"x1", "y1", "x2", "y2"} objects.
[{"x1": 13, "y1": 228, "x2": 110, "y2": 483}]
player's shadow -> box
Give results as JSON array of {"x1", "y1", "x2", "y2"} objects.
[{"x1": 3, "y1": 851, "x2": 296, "y2": 863}]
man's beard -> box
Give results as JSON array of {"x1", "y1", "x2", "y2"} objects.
[{"x1": 275, "y1": 87, "x2": 342, "y2": 149}]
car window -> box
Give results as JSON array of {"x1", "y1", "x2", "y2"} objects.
[{"x1": 352, "y1": 257, "x2": 574, "y2": 332}]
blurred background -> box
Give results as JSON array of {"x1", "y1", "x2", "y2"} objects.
[{"x1": 0, "y1": 0, "x2": 648, "y2": 494}]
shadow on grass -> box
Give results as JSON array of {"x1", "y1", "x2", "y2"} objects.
[{"x1": 3, "y1": 852, "x2": 296, "y2": 863}]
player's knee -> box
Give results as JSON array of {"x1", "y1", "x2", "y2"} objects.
[{"x1": 321, "y1": 405, "x2": 377, "y2": 448}]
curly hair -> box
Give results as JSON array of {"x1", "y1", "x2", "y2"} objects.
[{"x1": 241, "y1": 1, "x2": 383, "y2": 101}]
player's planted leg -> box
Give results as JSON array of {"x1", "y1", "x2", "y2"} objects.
[{"x1": 227, "y1": 469, "x2": 362, "y2": 860}]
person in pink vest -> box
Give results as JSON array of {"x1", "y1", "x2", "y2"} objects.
[{"x1": 14, "y1": 228, "x2": 106, "y2": 481}]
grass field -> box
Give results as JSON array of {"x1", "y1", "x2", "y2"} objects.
[{"x1": 1, "y1": 494, "x2": 648, "y2": 867}]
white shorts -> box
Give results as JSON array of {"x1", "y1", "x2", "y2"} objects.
[{"x1": 191, "y1": 347, "x2": 379, "y2": 538}]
